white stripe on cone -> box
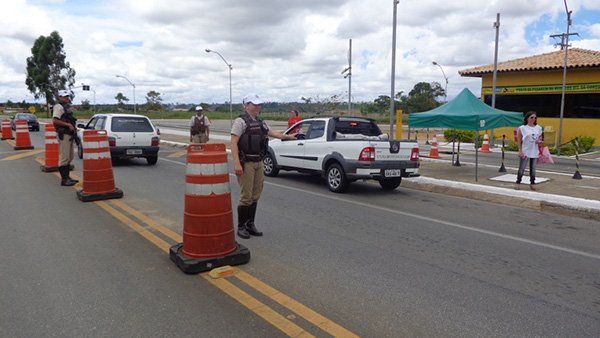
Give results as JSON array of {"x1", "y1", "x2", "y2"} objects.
[
  {"x1": 185, "y1": 182, "x2": 230, "y2": 196},
  {"x1": 186, "y1": 162, "x2": 228, "y2": 176}
]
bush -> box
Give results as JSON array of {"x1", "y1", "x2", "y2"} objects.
[
  {"x1": 442, "y1": 129, "x2": 485, "y2": 149},
  {"x1": 443, "y1": 129, "x2": 475, "y2": 143},
  {"x1": 504, "y1": 142, "x2": 518, "y2": 151},
  {"x1": 573, "y1": 136, "x2": 595, "y2": 152}
]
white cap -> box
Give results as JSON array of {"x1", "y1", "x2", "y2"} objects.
[
  {"x1": 195, "y1": 105, "x2": 203, "y2": 111},
  {"x1": 242, "y1": 93, "x2": 263, "y2": 105},
  {"x1": 58, "y1": 90, "x2": 70, "y2": 97}
]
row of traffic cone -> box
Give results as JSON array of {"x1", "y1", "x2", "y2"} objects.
[
  {"x1": 1, "y1": 119, "x2": 123, "y2": 202},
  {"x1": 3, "y1": 119, "x2": 249, "y2": 275},
  {"x1": 425, "y1": 132, "x2": 492, "y2": 158},
  {"x1": 1, "y1": 118, "x2": 34, "y2": 150}
]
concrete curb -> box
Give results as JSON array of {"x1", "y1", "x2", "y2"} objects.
[
  {"x1": 161, "y1": 140, "x2": 188, "y2": 148},
  {"x1": 403, "y1": 177, "x2": 600, "y2": 221}
]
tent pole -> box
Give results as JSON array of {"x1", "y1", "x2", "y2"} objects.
[
  {"x1": 475, "y1": 133, "x2": 479, "y2": 182},
  {"x1": 451, "y1": 129, "x2": 456, "y2": 165}
]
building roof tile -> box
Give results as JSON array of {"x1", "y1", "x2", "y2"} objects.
[{"x1": 459, "y1": 48, "x2": 600, "y2": 77}]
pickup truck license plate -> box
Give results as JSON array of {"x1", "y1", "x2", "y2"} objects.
[
  {"x1": 126, "y1": 149, "x2": 143, "y2": 155},
  {"x1": 384, "y1": 169, "x2": 402, "y2": 177}
]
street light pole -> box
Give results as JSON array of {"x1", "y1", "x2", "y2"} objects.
[
  {"x1": 206, "y1": 49, "x2": 233, "y2": 126},
  {"x1": 389, "y1": 0, "x2": 399, "y2": 139},
  {"x1": 432, "y1": 61, "x2": 448, "y2": 103},
  {"x1": 116, "y1": 75, "x2": 136, "y2": 114}
]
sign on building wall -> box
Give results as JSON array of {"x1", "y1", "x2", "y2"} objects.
[{"x1": 483, "y1": 82, "x2": 600, "y2": 95}]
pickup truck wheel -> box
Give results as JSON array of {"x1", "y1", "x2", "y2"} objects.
[
  {"x1": 77, "y1": 144, "x2": 83, "y2": 159},
  {"x1": 146, "y1": 156, "x2": 158, "y2": 165},
  {"x1": 326, "y1": 163, "x2": 349, "y2": 193},
  {"x1": 379, "y1": 178, "x2": 402, "y2": 191},
  {"x1": 263, "y1": 153, "x2": 279, "y2": 177}
]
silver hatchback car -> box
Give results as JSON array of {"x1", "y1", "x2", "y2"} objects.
[{"x1": 77, "y1": 114, "x2": 160, "y2": 165}]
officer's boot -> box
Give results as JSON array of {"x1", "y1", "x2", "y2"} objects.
[
  {"x1": 237, "y1": 205, "x2": 251, "y2": 239},
  {"x1": 65, "y1": 164, "x2": 78, "y2": 183},
  {"x1": 59, "y1": 166, "x2": 76, "y2": 186},
  {"x1": 246, "y1": 202, "x2": 263, "y2": 237}
]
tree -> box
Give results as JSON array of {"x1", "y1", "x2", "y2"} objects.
[
  {"x1": 81, "y1": 99, "x2": 91, "y2": 111},
  {"x1": 145, "y1": 90, "x2": 163, "y2": 111},
  {"x1": 403, "y1": 82, "x2": 445, "y2": 113},
  {"x1": 115, "y1": 93, "x2": 129, "y2": 108},
  {"x1": 25, "y1": 31, "x2": 76, "y2": 107}
]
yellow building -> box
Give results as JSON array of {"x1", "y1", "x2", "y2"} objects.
[{"x1": 460, "y1": 48, "x2": 600, "y2": 146}]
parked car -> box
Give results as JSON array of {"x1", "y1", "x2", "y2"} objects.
[
  {"x1": 77, "y1": 114, "x2": 160, "y2": 165},
  {"x1": 11, "y1": 113, "x2": 40, "y2": 131}
]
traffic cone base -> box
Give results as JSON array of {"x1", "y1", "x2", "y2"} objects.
[
  {"x1": 14, "y1": 145, "x2": 35, "y2": 150},
  {"x1": 77, "y1": 187, "x2": 123, "y2": 202},
  {"x1": 41, "y1": 163, "x2": 73, "y2": 173},
  {"x1": 40, "y1": 164, "x2": 60, "y2": 172},
  {"x1": 169, "y1": 243, "x2": 250, "y2": 274}
]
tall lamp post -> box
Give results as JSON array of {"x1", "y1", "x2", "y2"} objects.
[
  {"x1": 115, "y1": 75, "x2": 136, "y2": 114},
  {"x1": 206, "y1": 48, "x2": 233, "y2": 125},
  {"x1": 433, "y1": 61, "x2": 455, "y2": 163},
  {"x1": 432, "y1": 61, "x2": 448, "y2": 102},
  {"x1": 389, "y1": 0, "x2": 399, "y2": 139}
]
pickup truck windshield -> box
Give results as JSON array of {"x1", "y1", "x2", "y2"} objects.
[{"x1": 335, "y1": 120, "x2": 382, "y2": 137}]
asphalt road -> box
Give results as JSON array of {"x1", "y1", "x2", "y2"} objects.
[{"x1": 1, "y1": 125, "x2": 599, "y2": 337}]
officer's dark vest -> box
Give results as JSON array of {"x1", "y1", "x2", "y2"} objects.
[
  {"x1": 56, "y1": 103, "x2": 76, "y2": 135},
  {"x1": 238, "y1": 113, "x2": 268, "y2": 161}
]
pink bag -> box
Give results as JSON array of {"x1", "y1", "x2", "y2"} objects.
[{"x1": 537, "y1": 146, "x2": 554, "y2": 164}]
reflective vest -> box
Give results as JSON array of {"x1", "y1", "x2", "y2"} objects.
[{"x1": 238, "y1": 113, "x2": 268, "y2": 161}]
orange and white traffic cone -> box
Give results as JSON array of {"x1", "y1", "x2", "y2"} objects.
[
  {"x1": 170, "y1": 143, "x2": 250, "y2": 274},
  {"x1": 1, "y1": 119, "x2": 14, "y2": 140},
  {"x1": 481, "y1": 132, "x2": 490, "y2": 153},
  {"x1": 427, "y1": 135, "x2": 441, "y2": 158},
  {"x1": 40, "y1": 124, "x2": 60, "y2": 172},
  {"x1": 76, "y1": 130, "x2": 123, "y2": 202},
  {"x1": 13, "y1": 120, "x2": 34, "y2": 150}
]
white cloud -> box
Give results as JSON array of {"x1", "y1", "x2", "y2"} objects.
[{"x1": 0, "y1": 0, "x2": 598, "y2": 105}]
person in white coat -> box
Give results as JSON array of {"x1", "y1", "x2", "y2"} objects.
[{"x1": 516, "y1": 111, "x2": 543, "y2": 190}]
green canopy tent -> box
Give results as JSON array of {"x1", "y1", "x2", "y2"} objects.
[{"x1": 408, "y1": 88, "x2": 523, "y2": 180}]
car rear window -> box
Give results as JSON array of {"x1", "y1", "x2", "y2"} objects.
[
  {"x1": 111, "y1": 117, "x2": 154, "y2": 132},
  {"x1": 335, "y1": 120, "x2": 381, "y2": 136}
]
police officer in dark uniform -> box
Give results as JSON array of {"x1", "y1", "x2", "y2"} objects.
[
  {"x1": 231, "y1": 93, "x2": 296, "y2": 239},
  {"x1": 52, "y1": 90, "x2": 79, "y2": 186}
]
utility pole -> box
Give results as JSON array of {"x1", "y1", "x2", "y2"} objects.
[
  {"x1": 550, "y1": 0, "x2": 578, "y2": 156},
  {"x1": 389, "y1": 0, "x2": 399, "y2": 139}
]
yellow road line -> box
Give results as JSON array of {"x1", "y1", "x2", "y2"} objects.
[
  {"x1": 234, "y1": 269, "x2": 359, "y2": 338},
  {"x1": 1, "y1": 149, "x2": 44, "y2": 161},
  {"x1": 28, "y1": 155, "x2": 356, "y2": 337},
  {"x1": 95, "y1": 200, "x2": 172, "y2": 253},
  {"x1": 202, "y1": 274, "x2": 315, "y2": 338},
  {"x1": 167, "y1": 150, "x2": 188, "y2": 158},
  {"x1": 108, "y1": 199, "x2": 182, "y2": 242}
]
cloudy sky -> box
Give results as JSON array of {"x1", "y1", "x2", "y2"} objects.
[{"x1": 1, "y1": 0, "x2": 599, "y2": 105}]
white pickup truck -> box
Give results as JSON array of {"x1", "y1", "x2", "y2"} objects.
[{"x1": 263, "y1": 116, "x2": 420, "y2": 192}]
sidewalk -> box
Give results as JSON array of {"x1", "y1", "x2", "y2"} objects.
[
  {"x1": 159, "y1": 129, "x2": 600, "y2": 221},
  {"x1": 409, "y1": 157, "x2": 600, "y2": 221}
]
